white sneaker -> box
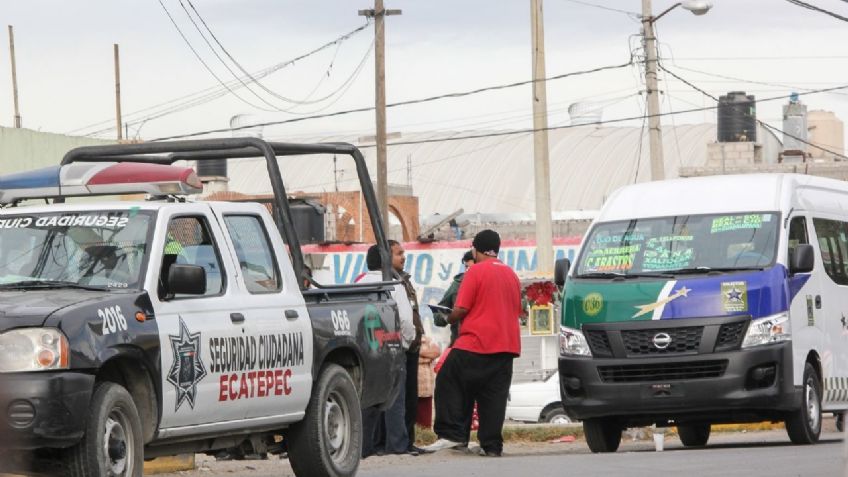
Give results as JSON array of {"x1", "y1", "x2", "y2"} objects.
[{"x1": 422, "y1": 438, "x2": 465, "y2": 452}]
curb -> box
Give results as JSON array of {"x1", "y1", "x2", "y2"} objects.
[{"x1": 143, "y1": 454, "x2": 195, "y2": 475}]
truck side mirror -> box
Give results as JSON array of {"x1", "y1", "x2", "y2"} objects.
[
  {"x1": 554, "y1": 258, "x2": 571, "y2": 287},
  {"x1": 790, "y1": 244, "x2": 814, "y2": 274},
  {"x1": 167, "y1": 264, "x2": 207, "y2": 295}
]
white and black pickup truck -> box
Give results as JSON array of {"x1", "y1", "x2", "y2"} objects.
[{"x1": 0, "y1": 139, "x2": 405, "y2": 477}]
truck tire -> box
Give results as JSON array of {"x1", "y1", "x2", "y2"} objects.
[
  {"x1": 785, "y1": 362, "x2": 822, "y2": 444},
  {"x1": 63, "y1": 382, "x2": 143, "y2": 477},
  {"x1": 583, "y1": 418, "x2": 621, "y2": 453},
  {"x1": 677, "y1": 423, "x2": 710, "y2": 447},
  {"x1": 288, "y1": 364, "x2": 362, "y2": 477}
]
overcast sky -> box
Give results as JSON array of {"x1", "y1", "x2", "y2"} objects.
[{"x1": 1, "y1": 0, "x2": 847, "y2": 144}]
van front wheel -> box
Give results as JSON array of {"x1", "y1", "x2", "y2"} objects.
[{"x1": 785, "y1": 362, "x2": 822, "y2": 444}]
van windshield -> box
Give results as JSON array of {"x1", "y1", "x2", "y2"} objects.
[
  {"x1": 575, "y1": 213, "x2": 779, "y2": 277},
  {"x1": 0, "y1": 210, "x2": 154, "y2": 290}
]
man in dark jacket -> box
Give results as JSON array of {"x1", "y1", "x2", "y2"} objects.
[{"x1": 435, "y1": 250, "x2": 474, "y2": 346}]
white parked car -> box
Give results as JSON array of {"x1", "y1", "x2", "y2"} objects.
[{"x1": 506, "y1": 373, "x2": 572, "y2": 424}]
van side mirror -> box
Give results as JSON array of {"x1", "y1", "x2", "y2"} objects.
[
  {"x1": 167, "y1": 264, "x2": 207, "y2": 295},
  {"x1": 790, "y1": 244, "x2": 814, "y2": 274},
  {"x1": 554, "y1": 258, "x2": 571, "y2": 287}
]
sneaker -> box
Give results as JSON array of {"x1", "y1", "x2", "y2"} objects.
[{"x1": 422, "y1": 438, "x2": 465, "y2": 452}]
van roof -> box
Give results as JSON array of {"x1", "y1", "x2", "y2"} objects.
[{"x1": 596, "y1": 173, "x2": 848, "y2": 222}]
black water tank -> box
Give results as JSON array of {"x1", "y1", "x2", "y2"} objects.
[
  {"x1": 196, "y1": 159, "x2": 228, "y2": 178},
  {"x1": 288, "y1": 199, "x2": 326, "y2": 244},
  {"x1": 717, "y1": 92, "x2": 757, "y2": 142}
]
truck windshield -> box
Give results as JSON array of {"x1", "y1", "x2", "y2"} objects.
[
  {"x1": 0, "y1": 210, "x2": 154, "y2": 290},
  {"x1": 576, "y1": 212, "x2": 779, "y2": 277}
]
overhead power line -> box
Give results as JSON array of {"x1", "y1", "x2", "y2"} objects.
[
  {"x1": 67, "y1": 22, "x2": 371, "y2": 136},
  {"x1": 561, "y1": 0, "x2": 640, "y2": 17},
  {"x1": 151, "y1": 59, "x2": 635, "y2": 141},
  {"x1": 183, "y1": 0, "x2": 326, "y2": 106},
  {"x1": 352, "y1": 83, "x2": 848, "y2": 149},
  {"x1": 659, "y1": 64, "x2": 848, "y2": 160},
  {"x1": 156, "y1": 0, "x2": 271, "y2": 111},
  {"x1": 784, "y1": 0, "x2": 848, "y2": 23}
]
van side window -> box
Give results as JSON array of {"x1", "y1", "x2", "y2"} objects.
[
  {"x1": 160, "y1": 216, "x2": 225, "y2": 299},
  {"x1": 224, "y1": 215, "x2": 281, "y2": 293},
  {"x1": 787, "y1": 216, "x2": 809, "y2": 264},
  {"x1": 812, "y1": 218, "x2": 848, "y2": 286}
]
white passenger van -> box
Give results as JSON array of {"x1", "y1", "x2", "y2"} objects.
[{"x1": 555, "y1": 173, "x2": 848, "y2": 452}]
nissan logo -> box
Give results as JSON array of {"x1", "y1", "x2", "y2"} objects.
[{"x1": 652, "y1": 332, "x2": 672, "y2": 349}]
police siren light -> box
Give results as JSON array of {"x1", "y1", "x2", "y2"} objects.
[{"x1": 0, "y1": 162, "x2": 203, "y2": 204}]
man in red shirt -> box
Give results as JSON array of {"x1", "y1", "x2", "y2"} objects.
[{"x1": 424, "y1": 229, "x2": 521, "y2": 457}]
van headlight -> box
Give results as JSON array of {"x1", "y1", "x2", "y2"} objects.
[
  {"x1": 0, "y1": 328, "x2": 69, "y2": 372},
  {"x1": 559, "y1": 326, "x2": 592, "y2": 357},
  {"x1": 741, "y1": 313, "x2": 791, "y2": 348}
]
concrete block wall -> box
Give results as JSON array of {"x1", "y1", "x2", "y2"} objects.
[{"x1": 0, "y1": 126, "x2": 114, "y2": 174}]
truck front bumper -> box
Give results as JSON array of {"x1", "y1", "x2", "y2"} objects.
[
  {"x1": 558, "y1": 341, "x2": 800, "y2": 425},
  {"x1": 0, "y1": 371, "x2": 94, "y2": 449}
]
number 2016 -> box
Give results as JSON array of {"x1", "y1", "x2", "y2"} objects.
[{"x1": 99, "y1": 306, "x2": 128, "y2": 335}]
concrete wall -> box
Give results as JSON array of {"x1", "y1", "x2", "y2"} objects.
[{"x1": 0, "y1": 127, "x2": 114, "y2": 174}]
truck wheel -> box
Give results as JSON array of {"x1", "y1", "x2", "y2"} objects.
[
  {"x1": 63, "y1": 382, "x2": 143, "y2": 477},
  {"x1": 677, "y1": 423, "x2": 710, "y2": 447},
  {"x1": 785, "y1": 362, "x2": 822, "y2": 444},
  {"x1": 583, "y1": 418, "x2": 621, "y2": 453},
  {"x1": 836, "y1": 413, "x2": 845, "y2": 432},
  {"x1": 542, "y1": 406, "x2": 572, "y2": 424},
  {"x1": 288, "y1": 364, "x2": 362, "y2": 477}
]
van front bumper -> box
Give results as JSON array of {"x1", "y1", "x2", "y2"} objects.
[{"x1": 558, "y1": 341, "x2": 800, "y2": 425}]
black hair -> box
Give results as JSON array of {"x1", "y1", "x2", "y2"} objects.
[
  {"x1": 366, "y1": 244, "x2": 382, "y2": 271},
  {"x1": 462, "y1": 250, "x2": 474, "y2": 263},
  {"x1": 472, "y1": 229, "x2": 501, "y2": 255},
  {"x1": 388, "y1": 239, "x2": 400, "y2": 247}
]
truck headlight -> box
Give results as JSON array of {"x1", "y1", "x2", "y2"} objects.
[
  {"x1": 559, "y1": 326, "x2": 592, "y2": 357},
  {"x1": 741, "y1": 313, "x2": 791, "y2": 348},
  {"x1": 0, "y1": 328, "x2": 69, "y2": 372}
]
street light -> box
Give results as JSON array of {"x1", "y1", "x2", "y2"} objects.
[{"x1": 642, "y1": 0, "x2": 713, "y2": 181}]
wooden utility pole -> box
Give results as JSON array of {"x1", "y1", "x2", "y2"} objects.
[
  {"x1": 642, "y1": 0, "x2": 664, "y2": 181},
  {"x1": 359, "y1": 2, "x2": 401, "y2": 230},
  {"x1": 8, "y1": 25, "x2": 21, "y2": 128},
  {"x1": 114, "y1": 43, "x2": 123, "y2": 141},
  {"x1": 530, "y1": 0, "x2": 554, "y2": 276}
]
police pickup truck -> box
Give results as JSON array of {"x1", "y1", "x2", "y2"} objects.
[{"x1": 0, "y1": 139, "x2": 404, "y2": 477}]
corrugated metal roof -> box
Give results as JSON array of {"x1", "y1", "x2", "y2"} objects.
[{"x1": 225, "y1": 123, "x2": 781, "y2": 215}]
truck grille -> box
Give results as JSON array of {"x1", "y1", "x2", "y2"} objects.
[
  {"x1": 585, "y1": 330, "x2": 613, "y2": 357},
  {"x1": 715, "y1": 321, "x2": 748, "y2": 351},
  {"x1": 598, "y1": 360, "x2": 728, "y2": 383},
  {"x1": 621, "y1": 327, "x2": 702, "y2": 356}
]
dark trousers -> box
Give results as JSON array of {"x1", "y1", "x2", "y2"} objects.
[
  {"x1": 404, "y1": 349, "x2": 419, "y2": 449},
  {"x1": 433, "y1": 348, "x2": 513, "y2": 454}
]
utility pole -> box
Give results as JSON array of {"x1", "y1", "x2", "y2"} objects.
[
  {"x1": 8, "y1": 25, "x2": 21, "y2": 128},
  {"x1": 642, "y1": 0, "x2": 664, "y2": 181},
  {"x1": 114, "y1": 44, "x2": 123, "y2": 141},
  {"x1": 530, "y1": 0, "x2": 554, "y2": 276},
  {"x1": 359, "y1": 2, "x2": 401, "y2": 231}
]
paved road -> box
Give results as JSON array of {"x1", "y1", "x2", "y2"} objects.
[{"x1": 163, "y1": 429, "x2": 847, "y2": 477}]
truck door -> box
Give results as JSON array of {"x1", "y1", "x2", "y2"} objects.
[
  {"x1": 152, "y1": 205, "x2": 246, "y2": 429},
  {"x1": 216, "y1": 205, "x2": 313, "y2": 423},
  {"x1": 809, "y1": 217, "x2": 848, "y2": 407}
]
